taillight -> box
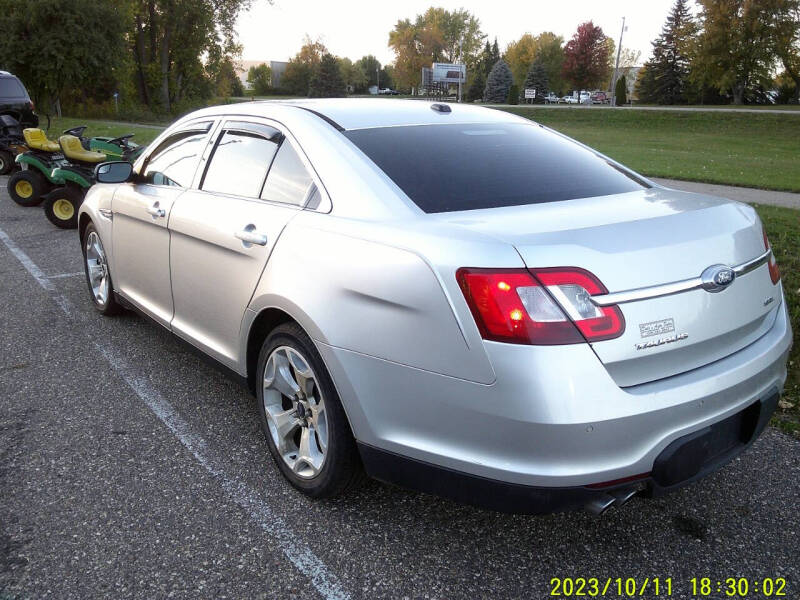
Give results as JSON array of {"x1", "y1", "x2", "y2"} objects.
[
  {"x1": 28, "y1": 100, "x2": 34, "y2": 111},
  {"x1": 530, "y1": 268, "x2": 625, "y2": 342},
  {"x1": 762, "y1": 229, "x2": 780, "y2": 284},
  {"x1": 456, "y1": 267, "x2": 625, "y2": 345}
]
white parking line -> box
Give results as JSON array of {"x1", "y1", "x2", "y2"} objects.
[
  {"x1": 0, "y1": 225, "x2": 351, "y2": 600},
  {"x1": 46, "y1": 271, "x2": 85, "y2": 279}
]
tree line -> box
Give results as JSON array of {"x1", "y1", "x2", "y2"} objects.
[{"x1": 0, "y1": 0, "x2": 797, "y2": 119}]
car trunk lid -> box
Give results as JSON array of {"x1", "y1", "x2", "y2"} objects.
[{"x1": 438, "y1": 188, "x2": 781, "y2": 387}]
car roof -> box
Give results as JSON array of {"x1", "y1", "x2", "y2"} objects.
[{"x1": 194, "y1": 98, "x2": 525, "y2": 131}]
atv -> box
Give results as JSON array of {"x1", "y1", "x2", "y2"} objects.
[
  {"x1": 41, "y1": 134, "x2": 106, "y2": 229},
  {"x1": 0, "y1": 115, "x2": 26, "y2": 175}
]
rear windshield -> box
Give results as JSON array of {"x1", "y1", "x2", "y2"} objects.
[
  {"x1": 0, "y1": 77, "x2": 27, "y2": 99},
  {"x1": 344, "y1": 122, "x2": 647, "y2": 213}
]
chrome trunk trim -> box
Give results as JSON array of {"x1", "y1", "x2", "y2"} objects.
[{"x1": 591, "y1": 249, "x2": 772, "y2": 306}]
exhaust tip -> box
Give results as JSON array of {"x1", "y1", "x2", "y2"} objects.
[
  {"x1": 610, "y1": 487, "x2": 640, "y2": 507},
  {"x1": 584, "y1": 494, "x2": 616, "y2": 515}
]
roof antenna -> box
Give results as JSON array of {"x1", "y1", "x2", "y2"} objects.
[{"x1": 430, "y1": 103, "x2": 451, "y2": 114}]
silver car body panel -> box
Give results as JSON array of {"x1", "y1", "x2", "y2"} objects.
[{"x1": 78, "y1": 99, "x2": 793, "y2": 489}]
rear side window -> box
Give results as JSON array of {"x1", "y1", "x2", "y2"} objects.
[
  {"x1": 260, "y1": 142, "x2": 313, "y2": 206},
  {"x1": 143, "y1": 122, "x2": 212, "y2": 188},
  {"x1": 0, "y1": 76, "x2": 27, "y2": 98},
  {"x1": 344, "y1": 122, "x2": 648, "y2": 213},
  {"x1": 202, "y1": 128, "x2": 280, "y2": 198}
]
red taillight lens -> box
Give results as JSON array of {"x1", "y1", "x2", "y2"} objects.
[
  {"x1": 456, "y1": 268, "x2": 583, "y2": 345},
  {"x1": 762, "y1": 230, "x2": 780, "y2": 284},
  {"x1": 28, "y1": 100, "x2": 34, "y2": 111},
  {"x1": 456, "y1": 267, "x2": 625, "y2": 345},
  {"x1": 530, "y1": 268, "x2": 626, "y2": 342}
]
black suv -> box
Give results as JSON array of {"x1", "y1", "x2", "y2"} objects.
[{"x1": 0, "y1": 71, "x2": 38, "y2": 128}]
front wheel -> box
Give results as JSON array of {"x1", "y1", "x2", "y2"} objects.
[
  {"x1": 257, "y1": 323, "x2": 364, "y2": 498},
  {"x1": 43, "y1": 186, "x2": 84, "y2": 229},
  {"x1": 8, "y1": 170, "x2": 47, "y2": 206},
  {"x1": 0, "y1": 150, "x2": 13, "y2": 175},
  {"x1": 81, "y1": 223, "x2": 122, "y2": 315}
]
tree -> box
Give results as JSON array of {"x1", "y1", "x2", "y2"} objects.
[
  {"x1": 128, "y1": 0, "x2": 252, "y2": 112},
  {"x1": 484, "y1": 60, "x2": 512, "y2": 103},
  {"x1": 615, "y1": 74, "x2": 628, "y2": 105},
  {"x1": 636, "y1": 0, "x2": 697, "y2": 104},
  {"x1": 562, "y1": 21, "x2": 613, "y2": 91},
  {"x1": 504, "y1": 32, "x2": 565, "y2": 93},
  {"x1": 691, "y1": 0, "x2": 777, "y2": 104},
  {"x1": 389, "y1": 7, "x2": 485, "y2": 91},
  {"x1": 247, "y1": 64, "x2": 272, "y2": 95},
  {"x1": 524, "y1": 60, "x2": 549, "y2": 102},
  {"x1": 773, "y1": 0, "x2": 800, "y2": 104},
  {"x1": 309, "y1": 53, "x2": 345, "y2": 98},
  {"x1": 506, "y1": 84, "x2": 520, "y2": 104},
  {"x1": 281, "y1": 37, "x2": 327, "y2": 96},
  {"x1": 353, "y1": 55, "x2": 392, "y2": 91},
  {"x1": 0, "y1": 0, "x2": 129, "y2": 111},
  {"x1": 338, "y1": 58, "x2": 367, "y2": 93}
]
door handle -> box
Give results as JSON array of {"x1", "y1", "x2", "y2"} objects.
[
  {"x1": 235, "y1": 226, "x2": 268, "y2": 246},
  {"x1": 147, "y1": 203, "x2": 165, "y2": 218}
]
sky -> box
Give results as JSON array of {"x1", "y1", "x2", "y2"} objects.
[{"x1": 237, "y1": 0, "x2": 679, "y2": 67}]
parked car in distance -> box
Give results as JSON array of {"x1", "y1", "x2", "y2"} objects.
[
  {"x1": 79, "y1": 99, "x2": 791, "y2": 515},
  {"x1": 544, "y1": 93, "x2": 560, "y2": 104},
  {"x1": 591, "y1": 91, "x2": 610, "y2": 104},
  {"x1": 579, "y1": 90, "x2": 592, "y2": 104},
  {"x1": 378, "y1": 88, "x2": 399, "y2": 95},
  {"x1": 0, "y1": 71, "x2": 38, "y2": 128},
  {"x1": 560, "y1": 95, "x2": 578, "y2": 104}
]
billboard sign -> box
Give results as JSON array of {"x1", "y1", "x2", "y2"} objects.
[{"x1": 432, "y1": 63, "x2": 466, "y2": 83}]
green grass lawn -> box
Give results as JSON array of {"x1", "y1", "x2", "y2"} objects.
[
  {"x1": 500, "y1": 107, "x2": 800, "y2": 192},
  {"x1": 755, "y1": 205, "x2": 800, "y2": 436}
]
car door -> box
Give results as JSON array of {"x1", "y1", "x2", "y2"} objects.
[
  {"x1": 112, "y1": 119, "x2": 214, "y2": 326},
  {"x1": 168, "y1": 119, "x2": 317, "y2": 369}
]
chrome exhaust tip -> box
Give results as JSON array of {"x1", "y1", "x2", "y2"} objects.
[
  {"x1": 584, "y1": 494, "x2": 616, "y2": 515},
  {"x1": 610, "y1": 487, "x2": 640, "y2": 507}
]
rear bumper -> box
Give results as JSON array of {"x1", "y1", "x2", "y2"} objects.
[
  {"x1": 318, "y1": 296, "x2": 792, "y2": 497},
  {"x1": 358, "y1": 388, "x2": 779, "y2": 514}
]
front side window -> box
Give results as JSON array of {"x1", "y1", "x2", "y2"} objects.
[
  {"x1": 260, "y1": 141, "x2": 313, "y2": 206},
  {"x1": 202, "y1": 127, "x2": 280, "y2": 198},
  {"x1": 142, "y1": 122, "x2": 212, "y2": 188},
  {"x1": 344, "y1": 122, "x2": 648, "y2": 213}
]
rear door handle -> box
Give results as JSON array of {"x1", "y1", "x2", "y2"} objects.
[
  {"x1": 235, "y1": 226, "x2": 268, "y2": 246},
  {"x1": 147, "y1": 203, "x2": 165, "y2": 218}
]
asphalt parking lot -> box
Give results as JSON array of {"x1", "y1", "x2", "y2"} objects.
[{"x1": 1, "y1": 176, "x2": 798, "y2": 600}]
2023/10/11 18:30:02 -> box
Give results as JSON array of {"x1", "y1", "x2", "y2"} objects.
[{"x1": 548, "y1": 577, "x2": 787, "y2": 597}]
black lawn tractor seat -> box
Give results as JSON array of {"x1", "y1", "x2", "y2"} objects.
[{"x1": 58, "y1": 134, "x2": 106, "y2": 164}]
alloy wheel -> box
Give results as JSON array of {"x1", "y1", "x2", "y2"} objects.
[
  {"x1": 262, "y1": 346, "x2": 329, "y2": 478},
  {"x1": 85, "y1": 231, "x2": 109, "y2": 306}
]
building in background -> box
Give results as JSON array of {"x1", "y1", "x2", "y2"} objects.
[{"x1": 236, "y1": 59, "x2": 289, "y2": 91}]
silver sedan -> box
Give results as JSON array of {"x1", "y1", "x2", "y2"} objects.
[{"x1": 79, "y1": 99, "x2": 792, "y2": 514}]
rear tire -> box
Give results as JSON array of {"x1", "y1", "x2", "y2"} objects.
[
  {"x1": 0, "y1": 150, "x2": 13, "y2": 175},
  {"x1": 8, "y1": 170, "x2": 46, "y2": 206},
  {"x1": 257, "y1": 323, "x2": 364, "y2": 498},
  {"x1": 43, "y1": 186, "x2": 84, "y2": 229},
  {"x1": 81, "y1": 222, "x2": 122, "y2": 316}
]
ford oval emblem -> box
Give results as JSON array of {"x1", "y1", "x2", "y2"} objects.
[{"x1": 701, "y1": 264, "x2": 736, "y2": 293}]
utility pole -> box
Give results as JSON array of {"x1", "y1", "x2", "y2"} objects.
[
  {"x1": 376, "y1": 66, "x2": 380, "y2": 93},
  {"x1": 611, "y1": 16, "x2": 626, "y2": 107},
  {"x1": 457, "y1": 38, "x2": 463, "y2": 103}
]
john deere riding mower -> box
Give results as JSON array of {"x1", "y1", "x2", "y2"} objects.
[
  {"x1": 42, "y1": 134, "x2": 107, "y2": 229},
  {"x1": 6, "y1": 128, "x2": 67, "y2": 206},
  {"x1": 64, "y1": 125, "x2": 145, "y2": 163}
]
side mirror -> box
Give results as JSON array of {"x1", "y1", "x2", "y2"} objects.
[{"x1": 95, "y1": 161, "x2": 133, "y2": 183}]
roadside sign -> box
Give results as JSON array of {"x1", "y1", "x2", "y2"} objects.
[
  {"x1": 524, "y1": 88, "x2": 536, "y2": 99},
  {"x1": 432, "y1": 63, "x2": 466, "y2": 83}
]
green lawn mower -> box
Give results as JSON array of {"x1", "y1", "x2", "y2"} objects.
[
  {"x1": 41, "y1": 134, "x2": 107, "y2": 229},
  {"x1": 6, "y1": 128, "x2": 68, "y2": 206}
]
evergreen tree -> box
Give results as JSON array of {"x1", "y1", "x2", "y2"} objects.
[
  {"x1": 524, "y1": 60, "x2": 549, "y2": 102},
  {"x1": 507, "y1": 84, "x2": 520, "y2": 104},
  {"x1": 484, "y1": 59, "x2": 513, "y2": 103},
  {"x1": 636, "y1": 0, "x2": 696, "y2": 104},
  {"x1": 615, "y1": 75, "x2": 628, "y2": 105},
  {"x1": 491, "y1": 38, "x2": 501, "y2": 65},
  {"x1": 309, "y1": 53, "x2": 346, "y2": 98},
  {"x1": 467, "y1": 41, "x2": 493, "y2": 101}
]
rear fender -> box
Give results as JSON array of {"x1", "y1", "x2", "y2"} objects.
[{"x1": 16, "y1": 153, "x2": 64, "y2": 184}]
